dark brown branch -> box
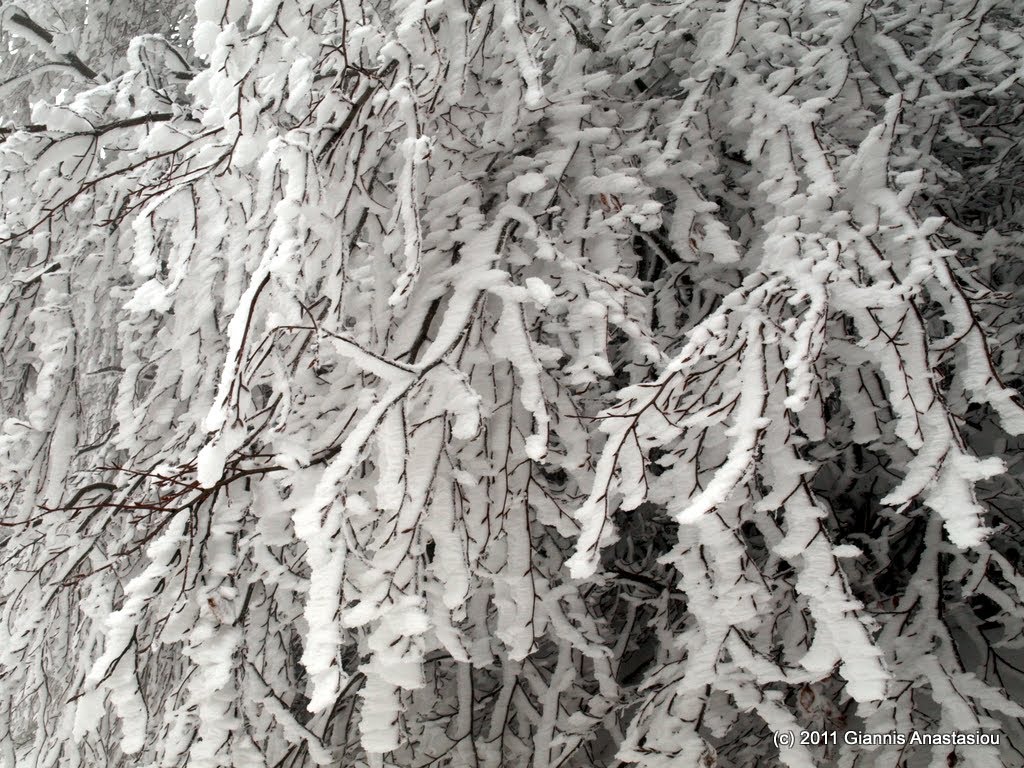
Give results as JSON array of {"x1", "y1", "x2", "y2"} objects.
[
  {"x1": 6, "y1": 9, "x2": 100, "y2": 81},
  {"x1": 0, "y1": 112, "x2": 175, "y2": 137}
]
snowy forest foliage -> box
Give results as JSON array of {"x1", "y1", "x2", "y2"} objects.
[{"x1": 2, "y1": 0, "x2": 1024, "y2": 765}]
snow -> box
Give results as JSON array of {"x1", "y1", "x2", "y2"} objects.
[
  {"x1": 509, "y1": 172, "x2": 547, "y2": 195},
  {"x1": 195, "y1": 441, "x2": 228, "y2": 488},
  {"x1": 5, "y1": 1, "x2": 1024, "y2": 766}
]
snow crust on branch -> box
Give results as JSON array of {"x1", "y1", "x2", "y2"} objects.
[{"x1": 3, "y1": 0, "x2": 1024, "y2": 765}]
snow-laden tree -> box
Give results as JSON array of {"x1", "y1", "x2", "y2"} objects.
[{"x1": 3, "y1": 0, "x2": 1024, "y2": 765}]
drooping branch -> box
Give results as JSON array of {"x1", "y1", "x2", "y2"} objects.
[{"x1": 2, "y1": 6, "x2": 101, "y2": 81}]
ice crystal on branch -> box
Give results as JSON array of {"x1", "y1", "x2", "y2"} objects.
[{"x1": 2, "y1": 0, "x2": 1024, "y2": 766}]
